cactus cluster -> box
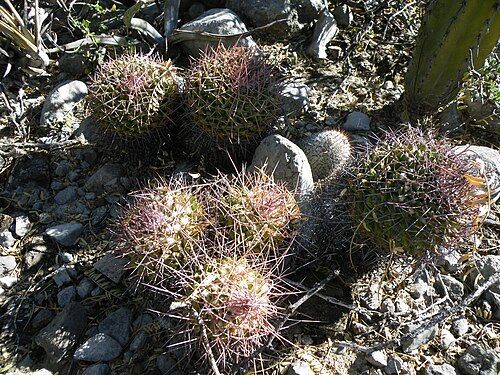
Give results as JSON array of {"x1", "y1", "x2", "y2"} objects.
[
  {"x1": 347, "y1": 127, "x2": 481, "y2": 256},
  {"x1": 87, "y1": 53, "x2": 180, "y2": 139},
  {"x1": 184, "y1": 44, "x2": 280, "y2": 164},
  {"x1": 116, "y1": 180, "x2": 208, "y2": 285},
  {"x1": 297, "y1": 130, "x2": 352, "y2": 181}
]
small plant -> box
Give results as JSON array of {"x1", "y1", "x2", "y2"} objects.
[
  {"x1": 347, "y1": 127, "x2": 483, "y2": 256},
  {"x1": 297, "y1": 129, "x2": 351, "y2": 181},
  {"x1": 173, "y1": 255, "x2": 283, "y2": 371},
  {"x1": 184, "y1": 44, "x2": 280, "y2": 165},
  {"x1": 215, "y1": 171, "x2": 301, "y2": 253},
  {"x1": 87, "y1": 53, "x2": 180, "y2": 139},
  {"x1": 116, "y1": 179, "x2": 209, "y2": 286}
]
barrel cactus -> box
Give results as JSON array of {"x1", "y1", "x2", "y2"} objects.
[
  {"x1": 347, "y1": 127, "x2": 482, "y2": 256},
  {"x1": 87, "y1": 53, "x2": 180, "y2": 139},
  {"x1": 178, "y1": 256, "x2": 281, "y2": 370},
  {"x1": 297, "y1": 130, "x2": 351, "y2": 181},
  {"x1": 215, "y1": 172, "x2": 301, "y2": 252},
  {"x1": 404, "y1": 0, "x2": 499, "y2": 118},
  {"x1": 116, "y1": 180, "x2": 209, "y2": 286},
  {"x1": 184, "y1": 44, "x2": 280, "y2": 165}
]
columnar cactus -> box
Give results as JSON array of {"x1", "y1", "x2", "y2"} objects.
[
  {"x1": 87, "y1": 53, "x2": 180, "y2": 139},
  {"x1": 116, "y1": 180, "x2": 209, "y2": 286},
  {"x1": 347, "y1": 127, "x2": 482, "y2": 256},
  {"x1": 404, "y1": 0, "x2": 499, "y2": 117},
  {"x1": 184, "y1": 44, "x2": 280, "y2": 165},
  {"x1": 297, "y1": 130, "x2": 351, "y2": 181}
]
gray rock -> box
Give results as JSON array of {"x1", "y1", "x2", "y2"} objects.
[
  {"x1": 129, "y1": 330, "x2": 148, "y2": 351},
  {"x1": 343, "y1": 111, "x2": 371, "y2": 131},
  {"x1": 54, "y1": 161, "x2": 70, "y2": 177},
  {"x1": 188, "y1": 2, "x2": 205, "y2": 19},
  {"x1": 292, "y1": 0, "x2": 324, "y2": 24},
  {"x1": 287, "y1": 361, "x2": 314, "y2": 375},
  {"x1": 72, "y1": 117, "x2": 101, "y2": 143},
  {"x1": 0, "y1": 230, "x2": 16, "y2": 249},
  {"x1": 333, "y1": 4, "x2": 353, "y2": 27},
  {"x1": 74, "y1": 333, "x2": 122, "y2": 362},
  {"x1": 35, "y1": 302, "x2": 87, "y2": 364},
  {"x1": 57, "y1": 286, "x2": 76, "y2": 307},
  {"x1": 250, "y1": 134, "x2": 314, "y2": 199},
  {"x1": 156, "y1": 354, "x2": 180, "y2": 374},
  {"x1": 93, "y1": 253, "x2": 128, "y2": 283},
  {"x1": 53, "y1": 268, "x2": 72, "y2": 287},
  {"x1": 81, "y1": 364, "x2": 111, "y2": 375},
  {"x1": 439, "y1": 329, "x2": 455, "y2": 349},
  {"x1": 226, "y1": 0, "x2": 301, "y2": 37},
  {"x1": 13, "y1": 215, "x2": 31, "y2": 237},
  {"x1": 366, "y1": 350, "x2": 387, "y2": 368},
  {"x1": 0, "y1": 275, "x2": 17, "y2": 288},
  {"x1": 31, "y1": 309, "x2": 54, "y2": 330},
  {"x1": 45, "y1": 222, "x2": 83, "y2": 247},
  {"x1": 6, "y1": 153, "x2": 51, "y2": 189},
  {"x1": 279, "y1": 82, "x2": 310, "y2": 116},
  {"x1": 457, "y1": 344, "x2": 499, "y2": 375},
  {"x1": 54, "y1": 186, "x2": 78, "y2": 205},
  {"x1": 402, "y1": 325, "x2": 437, "y2": 352},
  {"x1": 435, "y1": 275, "x2": 464, "y2": 302},
  {"x1": 452, "y1": 317, "x2": 469, "y2": 336},
  {"x1": 436, "y1": 248, "x2": 461, "y2": 273},
  {"x1": 59, "y1": 252, "x2": 74, "y2": 263},
  {"x1": 180, "y1": 8, "x2": 258, "y2": 57},
  {"x1": 77, "y1": 277, "x2": 96, "y2": 299},
  {"x1": 40, "y1": 80, "x2": 88, "y2": 127},
  {"x1": 91, "y1": 206, "x2": 108, "y2": 226},
  {"x1": 425, "y1": 364, "x2": 459, "y2": 375},
  {"x1": 384, "y1": 355, "x2": 405, "y2": 375},
  {"x1": 98, "y1": 307, "x2": 131, "y2": 347},
  {"x1": 84, "y1": 163, "x2": 125, "y2": 194},
  {"x1": 0, "y1": 255, "x2": 17, "y2": 276}
]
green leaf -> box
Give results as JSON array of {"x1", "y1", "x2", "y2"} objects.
[{"x1": 124, "y1": 0, "x2": 144, "y2": 29}]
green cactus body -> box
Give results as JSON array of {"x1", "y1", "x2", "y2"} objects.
[
  {"x1": 185, "y1": 257, "x2": 277, "y2": 367},
  {"x1": 118, "y1": 183, "x2": 208, "y2": 284},
  {"x1": 217, "y1": 172, "x2": 301, "y2": 252},
  {"x1": 405, "y1": 0, "x2": 499, "y2": 117},
  {"x1": 185, "y1": 44, "x2": 279, "y2": 164},
  {"x1": 87, "y1": 54, "x2": 180, "y2": 139},
  {"x1": 348, "y1": 128, "x2": 481, "y2": 256},
  {"x1": 297, "y1": 130, "x2": 351, "y2": 181}
]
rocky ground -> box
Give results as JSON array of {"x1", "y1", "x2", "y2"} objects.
[{"x1": 0, "y1": 1, "x2": 499, "y2": 375}]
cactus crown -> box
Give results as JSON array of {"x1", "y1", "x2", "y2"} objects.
[
  {"x1": 87, "y1": 53, "x2": 179, "y2": 139},
  {"x1": 348, "y1": 127, "x2": 481, "y2": 256},
  {"x1": 186, "y1": 44, "x2": 279, "y2": 143}
]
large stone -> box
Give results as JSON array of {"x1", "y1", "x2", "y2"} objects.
[
  {"x1": 93, "y1": 253, "x2": 128, "y2": 283},
  {"x1": 84, "y1": 163, "x2": 125, "y2": 194},
  {"x1": 278, "y1": 81, "x2": 310, "y2": 116},
  {"x1": 57, "y1": 286, "x2": 76, "y2": 307},
  {"x1": 457, "y1": 344, "x2": 499, "y2": 375},
  {"x1": 35, "y1": 302, "x2": 87, "y2": 365},
  {"x1": 402, "y1": 325, "x2": 437, "y2": 352},
  {"x1": 54, "y1": 186, "x2": 78, "y2": 205},
  {"x1": 74, "y1": 333, "x2": 122, "y2": 362},
  {"x1": 98, "y1": 307, "x2": 132, "y2": 347},
  {"x1": 250, "y1": 135, "x2": 314, "y2": 199},
  {"x1": 45, "y1": 222, "x2": 83, "y2": 247},
  {"x1": 343, "y1": 111, "x2": 371, "y2": 131},
  {"x1": 179, "y1": 8, "x2": 258, "y2": 57},
  {"x1": 40, "y1": 80, "x2": 88, "y2": 127},
  {"x1": 226, "y1": 0, "x2": 300, "y2": 37}
]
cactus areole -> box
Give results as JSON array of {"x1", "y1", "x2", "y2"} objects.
[{"x1": 404, "y1": 0, "x2": 499, "y2": 117}]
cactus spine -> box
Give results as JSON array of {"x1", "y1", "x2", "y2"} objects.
[{"x1": 404, "y1": 0, "x2": 499, "y2": 117}]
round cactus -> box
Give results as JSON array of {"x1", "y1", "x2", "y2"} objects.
[
  {"x1": 184, "y1": 44, "x2": 280, "y2": 165},
  {"x1": 347, "y1": 127, "x2": 482, "y2": 256},
  {"x1": 297, "y1": 130, "x2": 351, "y2": 181},
  {"x1": 180, "y1": 256, "x2": 281, "y2": 370},
  {"x1": 116, "y1": 180, "x2": 209, "y2": 285},
  {"x1": 87, "y1": 53, "x2": 180, "y2": 139},
  {"x1": 215, "y1": 171, "x2": 301, "y2": 252}
]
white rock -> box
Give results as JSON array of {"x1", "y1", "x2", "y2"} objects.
[
  {"x1": 366, "y1": 350, "x2": 388, "y2": 368},
  {"x1": 179, "y1": 8, "x2": 257, "y2": 57},
  {"x1": 40, "y1": 80, "x2": 88, "y2": 127}
]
